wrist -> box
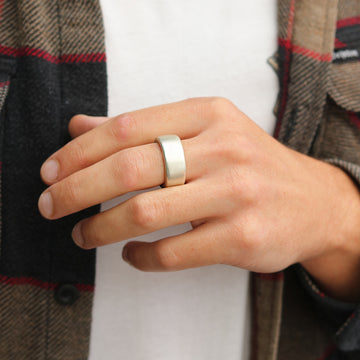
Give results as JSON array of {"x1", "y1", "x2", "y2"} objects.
[
  {"x1": 326, "y1": 162, "x2": 360, "y2": 258},
  {"x1": 300, "y1": 160, "x2": 360, "y2": 302}
]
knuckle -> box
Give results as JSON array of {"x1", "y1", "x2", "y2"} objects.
[
  {"x1": 153, "y1": 242, "x2": 180, "y2": 270},
  {"x1": 228, "y1": 215, "x2": 265, "y2": 257},
  {"x1": 115, "y1": 149, "x2": 145, "y2": 190},
  {"x1": 211, "y1": 132, "x2": 256, "y2": 163},
  {"x1": 61, "y1": 176, "x2": 82, "y2": 206},
  {"x1": 241, "y1": 216, "x2": 267, "y2": 253},
  {"x1": 129, "y1": 196, "x2": 160, "y2": 231},
  {"x1": 208, "y1": 96, "x2": 234, "y2": 110},
  {"x1": 207, "y1": 97, "x2": 237, "y2": 122},
  {"x1": 110, "y1": 113, "x2": 136, "y2": 142},
  {"x1": 210, "y1": 131, "x2": 236, "y2": 159},
  {"x1": 69, "y1": 140, "x2": 88, "y2": 168},
  {"x1": 237, "y1": 136, "x2": 257, "y2": 163}
]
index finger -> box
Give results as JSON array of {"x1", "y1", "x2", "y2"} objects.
[{"x1": 40, "y1": 97, "x2": 215, "y2": 185}]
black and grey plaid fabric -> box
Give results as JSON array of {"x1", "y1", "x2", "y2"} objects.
[{"x1": 0, "y1": 1, "x2": 107, "y2": 359}]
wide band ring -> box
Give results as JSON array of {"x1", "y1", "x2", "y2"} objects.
[{"x1": 155, "y1": 135, "x2": 186, "y2": 187}]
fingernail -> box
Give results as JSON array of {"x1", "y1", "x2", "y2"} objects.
[
  {"x1": 72, "y1": 222, "x2": 84, "y2": 247},
  {"x1": 38, "y1": 192, "x2": 53, "y2": 218},
  {"x1": 41, "y1": 159, "x2": 59, "y2": 182},
  {"x1": 122, "y1": 245, "x2": 131, "y2": 263}
]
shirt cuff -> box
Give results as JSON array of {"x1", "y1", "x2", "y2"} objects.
[{"x1": 295, "y1": 265, "x2": 360, "y2": 352}]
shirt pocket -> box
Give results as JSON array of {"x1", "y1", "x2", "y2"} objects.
[
  {"x1": 328, "y1": 62, "x2": 360, "y2": 113},
  {"x1": 329, "y1": 16, "x2": 360, "y2": 113},
  {"x1": 311, "y1": 17, "x2": 360, "y2": 165}
]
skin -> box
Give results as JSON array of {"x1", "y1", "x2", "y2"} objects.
[{"x1": 38, "y1": 97, "x2": 360, "y2": 302}]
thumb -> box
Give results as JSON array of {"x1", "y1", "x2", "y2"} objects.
[{"x1": 68, "y1": 114, "x2": 109, "y2": 138}]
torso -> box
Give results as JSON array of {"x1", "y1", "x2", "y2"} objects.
[{"x1": 89, "y1": 1, "x2": 278, "y2": 359}]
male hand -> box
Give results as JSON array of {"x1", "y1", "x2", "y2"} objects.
[{"x1": 38, "y1": 98, "x2": 360, "y2": 287}]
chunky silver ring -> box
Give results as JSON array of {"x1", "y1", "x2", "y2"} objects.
[{"x1": 155, "y1": 135, "x2": 186, "y2": 187}]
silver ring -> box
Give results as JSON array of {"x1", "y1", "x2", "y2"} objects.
[{"x1": 155, "y1": 135, "x2": 186, "y2": 187}]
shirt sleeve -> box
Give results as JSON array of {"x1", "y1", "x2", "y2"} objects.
[
  {"x1": 304, "y1": 101, "x2": 360, "y2": 354},
  {"x1": 295, "y1": 264, "x2": 360, "y2": 353}
]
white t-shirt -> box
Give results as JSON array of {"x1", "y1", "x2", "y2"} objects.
[{"x1": 89, "y1": 1, "x2": 278, "y2": 359}]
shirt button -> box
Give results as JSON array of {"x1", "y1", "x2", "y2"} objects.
[{"x1": 54, "y1": 284, "x2": 80, "y2": 305}]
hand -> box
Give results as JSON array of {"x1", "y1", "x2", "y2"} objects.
[{"x1": 38, "y1": 97, "x2": 360, "y2": 279}]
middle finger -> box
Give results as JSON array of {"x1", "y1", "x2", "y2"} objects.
[{"x1": 38, "y1": 138, "x2": 203, "y2": 220}]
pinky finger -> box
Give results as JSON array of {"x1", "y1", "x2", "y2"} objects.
[{"x1": 122, "y1": 221, "x2": 230, "y2": 272}]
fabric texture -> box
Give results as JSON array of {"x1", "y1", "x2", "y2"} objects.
[
  {"x1": 252, "y1": 1, "x2": 360, "y2": 359},
  {"x1": 0, "y1": 1, "x2": 107, "y2": 359},
  {"x1": 90, "y1": 0, "x2": 277, "y2": 359},
  {"x1": 0, "y1": 0, "x2": 360, "y2": 359}
]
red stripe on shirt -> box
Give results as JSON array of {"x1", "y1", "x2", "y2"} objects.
[
  {"x1": 286, "y1": 0, "x2": 296, "y2": 41},
  {"x1": 0, "y1": 45, "x2": 106, "y2": 64},
  {"x1": 0, "y1": 80, "x2": 9, "y2": 87},
  {"x1": 278, "y1": 38, "x2": 332, "y2": 62},
  {"x1": 334, "y1": 38, "x2": 347, "y2": 49},
  {"x1": 275, "y1": 33, "x2": 332, "y2": 138},
  {"x1": 337, "y1": 16, "x2": 360, "y2": 29},
  {"x1": 0, "y1": 274, "x2": 94, "y2": 292},
  {"x1": 348, "y1": 112, "x2": 360, "y2": 131}
]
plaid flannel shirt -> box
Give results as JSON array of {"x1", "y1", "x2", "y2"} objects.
[{"x1": 0, "y1": 0, "x2": 359, "y2": 359}]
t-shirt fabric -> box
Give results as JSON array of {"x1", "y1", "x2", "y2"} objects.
[{"x1": 89, "y1": 1, "x2": 278, "y2": 359}]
